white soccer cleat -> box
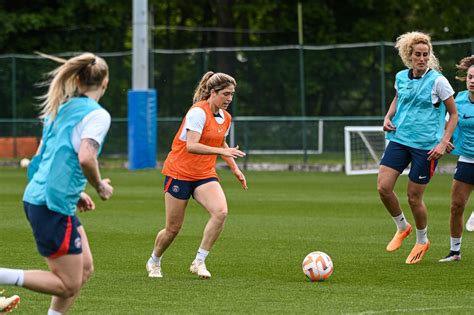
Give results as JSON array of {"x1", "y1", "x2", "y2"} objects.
[
  {"x1": 465, "y1": 212, "x2": 474, "y2": 232},
  {"x1": 438, "y1": 251, "x2": 461, "y2": 263},
  {"x1": 146, "y1": 261, "x2": 163, "y2": 278},
  {"x1": 190, "y1": 260, "x2": 211, "y2": 279},
  {"x1": 0, "y1": 294, "x2": 20, "y2": 313}
]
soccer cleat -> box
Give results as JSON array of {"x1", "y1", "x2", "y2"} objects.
[
  {"x1": 0, "y1": 294, "x2": 20, "y2": 313},
  {"x1": 190, "y1": 259, "x2": 211, "y2": 279},
  {"x1": 146, "y1": 261, "x2": 163, "y2": 278},
  {"x1": 465, "y1": 212, "x2": 474, "y2": 232},
  {"x1": 386, "y1": 223, "x2": 412, "y2": 252},
  {"x1": 438, "y1": 251, "x2": 461, "y2": 263},
  {"x1": 405, "y1": 240, "x2": 430, "y2": 264}
]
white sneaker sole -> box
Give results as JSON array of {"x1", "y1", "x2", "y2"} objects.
[
  {"x1": 146, "y1": 263, "x2": 163, "y2": 278},
  {"x1": 190, "y1": 266, "x2": 211, "y2": 279}
]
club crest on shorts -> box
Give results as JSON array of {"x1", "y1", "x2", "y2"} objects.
[
  {"x1": 172, "y1": 185, "x2": 180, "y2": 193},
  {"x1": 74, "y1": 237, "x2": 82, "y2": 249}
]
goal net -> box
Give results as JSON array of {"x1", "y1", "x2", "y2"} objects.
[{"x1": 344, "y1": 126, "x2": 386, "y2": 175}]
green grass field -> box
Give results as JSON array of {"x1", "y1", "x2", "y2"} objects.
[{"x1": 1, "y1": 167, "x2": 474, "y2": 314}]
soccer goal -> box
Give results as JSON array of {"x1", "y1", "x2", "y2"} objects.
[{"x1": 344, "y1": 126, "x2": 386, "y2": 175}]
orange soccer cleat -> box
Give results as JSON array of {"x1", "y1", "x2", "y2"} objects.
[
  {"x1": 406, "y1": 240, "x2": 430, "y2": 264},
  {"x1": 386, "y1": 223, "x2": 412, "y2": 252}
]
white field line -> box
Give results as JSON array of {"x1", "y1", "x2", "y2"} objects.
[{"x1": 346, "y1": 305, "x2": 474, "y2": 314}]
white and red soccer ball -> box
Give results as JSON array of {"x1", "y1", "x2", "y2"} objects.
[{"x1": 302, "y1": 251, "x2": 333, "y2": 281}]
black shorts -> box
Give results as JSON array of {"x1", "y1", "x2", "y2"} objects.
[
  {"x1": 163, "y1": 176, "x2": 219, "y2": 200},
  {"x1": 380, "y1": 141, "x2": 438, "y2": 184},
  {"x1": 23, "y1": 202, "x2": 82, "y2": 257},
  {"x1": 454, "y1": 161, "x2": 474, "y2": 185}
]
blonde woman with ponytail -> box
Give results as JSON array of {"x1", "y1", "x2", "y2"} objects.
[
  {"x1": 377, "y1": 31, "x2": 458, "y2": 264},
  {"x1": 146, "y1": 71, "x2": 247, "y2": 279},
  {"x1": 0, "y1": 52, "x2": 113, "y2": 314}
]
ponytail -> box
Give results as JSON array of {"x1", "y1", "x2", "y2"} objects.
[
  {"x1": 192, "y1": 71, "x2": 236, "y2": 103},
  {"x1": 37, "y1": 52, "x2": 108, "y2": 120}
]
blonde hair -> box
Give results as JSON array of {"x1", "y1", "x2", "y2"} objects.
[
  {"x1": 455, "y1": 55, "x2": 474, "y2": 81},
  {"x1": 193, "y1": 71, "x2": 236, "y2": 103},
  {"x1": 37, "y1": 52, "x2": 109, "y2": 120},
  {"x1": 395, "y1": 31, "x2": 441, "y2": 72}
]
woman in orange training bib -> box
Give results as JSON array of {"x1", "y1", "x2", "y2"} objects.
[{"x1": 146, "y1": 71, "x2": 247, "y2": 279}]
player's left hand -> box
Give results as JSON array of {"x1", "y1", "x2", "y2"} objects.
[
  {"x1": 233, "y1": 169, "x2": 248, "y2": 190},
  {"x1": 427, "y1": 143, "x2": 447, "y2": 160},
  {"x1": 77, "y1": 192, "x2": 96, "y2": 212}
]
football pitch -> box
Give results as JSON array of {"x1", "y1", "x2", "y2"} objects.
[{"x1": 1, "y1": 168, "x2": 474, "y2": 314}]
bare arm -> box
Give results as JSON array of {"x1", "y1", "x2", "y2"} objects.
[
  {"x1": 428, "y1": 96, "x2": 458, "y2": 160},
  {"x1": 186, "y1": 130, "x2": 246, "y2": 158},
  {"x1": 383, "y1": 94, "x2": 398, "y2": 132},
  {"x1": 78, "y1": 138, "x2": 113, "y2": 200},
  {"x1": 221, "y1": 142, "x2": 248, "y2": 190}
]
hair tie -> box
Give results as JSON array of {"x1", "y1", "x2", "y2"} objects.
[{"x1": 91, "y1": 58, "x2": 96, "y2": 66}]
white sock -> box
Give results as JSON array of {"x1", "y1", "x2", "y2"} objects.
[
  {"x1": 0, "y1": 268, "x2": 24, "y2": 286},
  {"x1": 416, "y1": 227, "x2": 428, "y2": 244},
  {"x1": 149, "y1": 253, "x2": 161, "y2": 265},
  {"x1": 450, "y1": 237, "x2": 462, "y2": 252},
  {"x1": 392, "y1": 213, "x2": 408, "y2": 231},
  {"x1": 195, "y1": 248, "x2": 209, "y2": 262},
  {"x1": 48, "y1": 309, "x2": 63, "y2": 315}
]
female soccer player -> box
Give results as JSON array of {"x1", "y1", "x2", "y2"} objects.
[
  {"x1": 0, "y1": 52, "x2": 113, "y2": 314},
  {"x1": 439, "y1": 55, "x2": 474, "y2": 262},
  {"x1": 146, "y1": 71, "x2": 247, "y2": 279},
  {"x1": 377, "y1": 31, "x2": 458, "y2": 264}
]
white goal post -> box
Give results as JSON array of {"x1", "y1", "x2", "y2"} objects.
[{"x1": 344, "y1": 126, "x2": 386, "y2": 175}]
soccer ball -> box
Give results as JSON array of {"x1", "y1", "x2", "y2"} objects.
[
  {"x1": 20, "y1": 158, "x2": 30, "y2": 168},
  {"x1": 302, "y1": 251, "x2": 333, "y2": 281}
]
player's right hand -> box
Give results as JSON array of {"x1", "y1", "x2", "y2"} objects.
[{"x1": 383, "y1": 118, "x2": 396, "y2": 132}]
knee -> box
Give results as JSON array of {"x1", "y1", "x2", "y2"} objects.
[
  {"x1": 407, "y1": 192, "x2": 422, "y2": 207},
  {"x1": 212, "y1": 207, "x2": 228, "y2": 223},
  {"x1": 165, "y1": 224, "x2": 182, "y2": 237},
  {"x1": 377, "y1": 183, "x2": 392, "y2": 198},
  {"x1": 60, "y1": 281, "x2": 82, "y2": 298},
  {"x1": 451, "y1": 200, "x2": 465, "y2": 216}
]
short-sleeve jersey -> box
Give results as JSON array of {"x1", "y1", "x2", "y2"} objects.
[{"x1": 161, "y1": 101, "x2": 232, "y2": 180}]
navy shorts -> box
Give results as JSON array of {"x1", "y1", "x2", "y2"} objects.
[
  {"x1": 23, "y1": 202, "x2": 82, "y2": 258},
  {"x1": 163, "y1": 176, "x2": 219, "y2": 200},
  {"x1": 454, "y1": 161, "x2": 474, "y2": 185},
  {"x1": 380, "y1": 141, "x2": 437, "y2": 184}
]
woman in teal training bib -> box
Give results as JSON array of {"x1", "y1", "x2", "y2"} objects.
[
  {"x1": 377, "y1": 31, "x2": 458, "y2": 264},
  {"x1": 0, "y1": 52, "x2": 114, "y2": 315},
  {"x1": 439, "y1": 55, "x2": 474, "y2": 262}
]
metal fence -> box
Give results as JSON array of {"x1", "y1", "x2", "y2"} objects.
[
  {"x1": 0, "y1": 38, "x2": 472, "y2": 161},
  {"x1": 0, "y1": 116, "x2": 383, "y2": 162}
]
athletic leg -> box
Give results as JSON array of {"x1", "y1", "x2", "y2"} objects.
[
  {"x1": 193, "y1": 181, "x2": 228, "y2": 251},
  {"x1": 377, "y1": 165, "x2": 403, "y2": 217},
  {"x1": 153, "y1": 193, "x2": 188, "y2": 257},
  {"x1": 450, "y1": 180, "x2": 472, "y2": 237},
  {"x1": 50, "y1": 226, "x2": 93, "y2": 314}
]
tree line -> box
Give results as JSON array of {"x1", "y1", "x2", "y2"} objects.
[{"x1": 0, "y1": 0, "x2": 472, "y2": 119}]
